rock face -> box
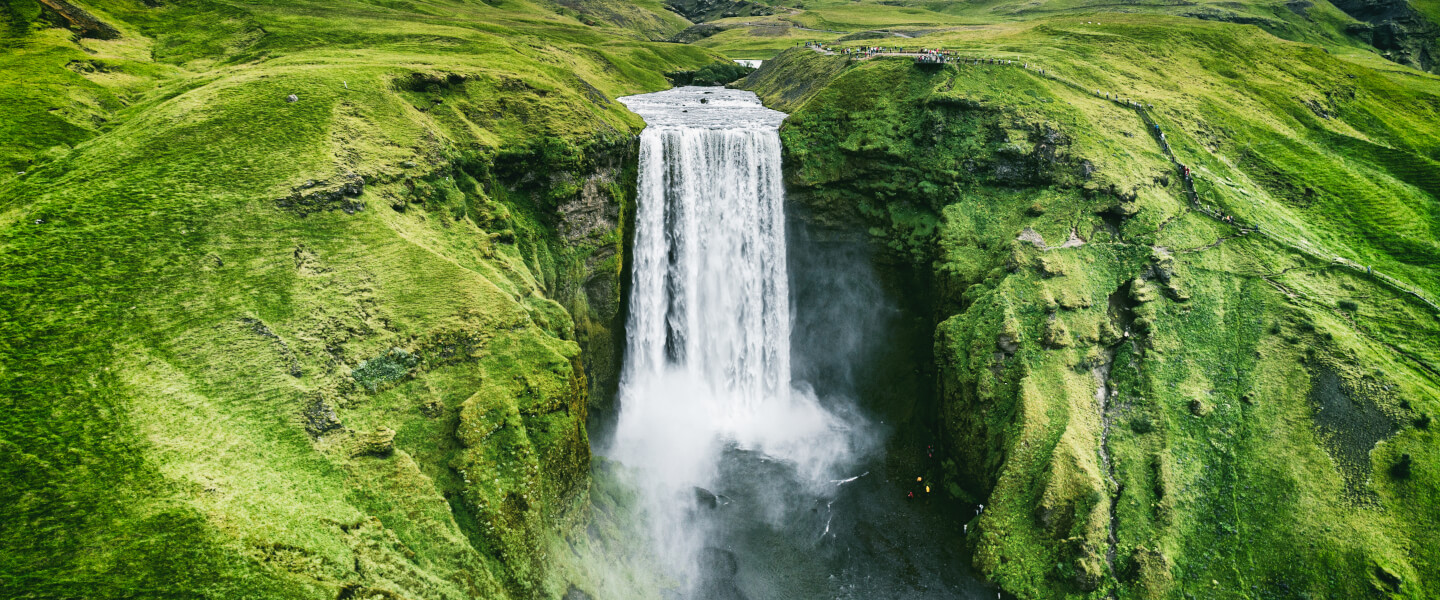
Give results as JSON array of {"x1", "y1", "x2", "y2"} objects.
[
  {"x1": 302, "y1": 397, "x2": 343, "y2": 436},
  {"x1": 37, "y1": 0, "x2": 120, "y2": 39},
  {"x1": 663, "y1": 0, "x2": 772, "y2": 22},
  {"x1": 669, "y1": 23, "x2": 724, "y2": 43},
  {"x1": 509, "y1": 138, "x2": 639, "y2": 440},
  {"x1": 0, "y1": 0, "x2": 720, "y2": 595},
  {"x1": 276, "y1": 174, "x2": 366, "y2": 216},
  {"x1": 747, "y1": 46, "x2": 1440, "y2": 599},
  {"x1": 1332, "y1": 0, "x2": 1440, "y2": 71}
]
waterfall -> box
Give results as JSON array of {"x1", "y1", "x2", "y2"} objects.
[
  {"x1": 624, "y1": 90, "x2": 790, "y2": 412},
  {"x1": 613, "y1": 87, "x2": 851, "y2": 588}
]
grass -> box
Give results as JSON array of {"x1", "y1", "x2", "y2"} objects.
[
  {"x1": 743, "y1": 23, "x2": 1440, "y2": 596},
  {"x1": 3, "y1": 0, "x2": 1439, "y2": 598},
  {"x1": 0, "y1": 0, "x2": 724, "y2": 598}
]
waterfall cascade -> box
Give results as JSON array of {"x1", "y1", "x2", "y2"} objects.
[
  {"x1": 609, "y1": 87, "x2": 988, "y2": 600},
  {"x1": 612, "y1": 87, "x2": 851, "y2": 587}
]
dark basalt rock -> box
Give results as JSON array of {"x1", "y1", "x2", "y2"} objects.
[
  {"x1": 302, "y1": 397, "x2": 343, "y2": 436},
  {"x1": 695, "y1": 547, "x2": 747, "y2": 600},
  {"x1": 693, "y1": 486, "x2": 731, "y2": 509},
  {"x1": 562, "y1": 584, "x2": 595, "y2": 600},
  {"x1": 698, "y1": 547, "x2": 738, "y2": 577},
  {"x1": 276, "y1": 173, "x2": 365, "y2": 216},
  {"x1": 1332, "y1": 0, "x2": 1439, "y2": 72},
  {"x1": 669, "y1": 23, "x2": 724, "y2": 43},
  {"x1": 38, "y1": 0, "x2": 120, "y2": 39},
  {"x1": 664, "y1": 0, "x2": 771, "y2": 23}
]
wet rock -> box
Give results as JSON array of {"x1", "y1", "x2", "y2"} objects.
[
  {"x1": 694, "y1": 486, "x2": 721, "y2": 509},
  {"x1": 997, "y1": 334, "x2": 1020, "y2": 355},
  {"x1": 698, "y1": 547, "x2": 738, "y2": 577},
  {"x1": 1074, "y1": 549, "x2": 1105, "y2": 591},
  {"x1": 562, "y1": 584, "x2": 595, "y2": 600},
  {"x1": 695, "y1": 547, "x2": 747, "y2": 600},
  {"x1": 555, "y1": 167, "x2": 622, "y2": 243},
  {"x1": 1145, "y1": 248, "x2": 1175, "y2": 284}
]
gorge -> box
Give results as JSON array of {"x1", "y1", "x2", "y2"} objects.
[
  {"x1": 610, "y1": 86, "x2": 993, "y2": 599},
  {"x1": 2, "y1": 1, "x2": 1438, "y2": 599}
]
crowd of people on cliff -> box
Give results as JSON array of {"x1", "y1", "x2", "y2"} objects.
[{"x1": 803, "y1": 41, "x2": 1034, "y2": 66}]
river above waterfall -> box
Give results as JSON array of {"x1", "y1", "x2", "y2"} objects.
[{"x1": 608, "y1": 86, "x2": 993, "y2": 600}]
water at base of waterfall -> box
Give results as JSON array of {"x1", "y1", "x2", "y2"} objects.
[{"x1": 609, "y1": 86, "x2": 992, "y2": 600}]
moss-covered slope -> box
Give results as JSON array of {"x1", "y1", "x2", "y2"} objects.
[
  {"x1": 0, "y1": 1, "x2": 717, "y2": 598},
  {"x1": 745, "y1": 24, "x2": 1440, "y2": 598}
]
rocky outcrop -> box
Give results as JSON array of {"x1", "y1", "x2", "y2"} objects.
[
  {"x1": 38, "y1": 0, "x2": 120, "y2": 39},
  {"x1": 754, "y1": 46, "x2": 1440, "y2": 599},
  {"x1": 664, "y1": 0, "x2": 772, "y2": 23},
  {"x1": 1332, "y1": 0, "x2": 1439, "y2": 71},
  {"x1": 532, "y1": 139, "x2": 638, "y2": 437},
  {"x1": 276, "y1": 174, "x2": 365, "y2": 216},
  {"x1": 669, "y1": 23, "x2": 723, "y2": 43}
]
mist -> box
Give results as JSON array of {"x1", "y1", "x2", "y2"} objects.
[{"x1": 607, "y1": 87, "x2": 989, "y2": 600}]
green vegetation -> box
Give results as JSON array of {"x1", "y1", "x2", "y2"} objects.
[
  {"x1": 744, "y1": 19, "x2": 1440, "y2": 597},
  {"x1": 666, "y1": 61, "x2": 755, "y2": 85},
  {"x1": 0, "y1": 0, "x2": 721, "y2": 598},
  {"x1": 4, "y1": 0, "x2": 1439, "y2": 598}
]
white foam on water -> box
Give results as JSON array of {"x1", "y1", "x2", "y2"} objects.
[{"x1": 612, "y1": 87, "x2": 853, "y2": 585}]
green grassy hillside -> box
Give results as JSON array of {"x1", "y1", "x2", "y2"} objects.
[
  {"x1": 687, "y1": 0, "x2": 1438, "y2": 72},
  {"x1": 744, "y1": 19, "x2": 1440, "y2": 598},
  {"x1": 4, "y1": 0, "x2": 1439, "y2": 598},
  {"x1": 0, "y1": 0, "x2": 716, "y2": 598}
]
